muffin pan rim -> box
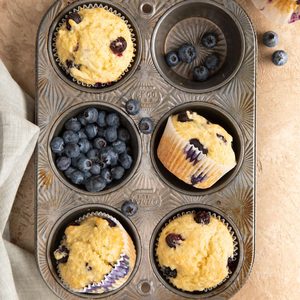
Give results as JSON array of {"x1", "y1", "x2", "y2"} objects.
[
  {"x1": 150, "y1": 0, "x2": 246, "y2": 94},
  {"x1": 46, "y1": 204, "x2": 143, "y2": 298},
  {"x1": 47, "y1": 101, "x2": 143, "y2": 196},
  {"x1": 47, "y1": 0, "x2": 143, "y2": 93},
  {"x1": 149, "y1": 204, "x2": 244, "y2": 299},
  {"x1": 150, "y1": 101, "x2": 245, "y2": 196}
]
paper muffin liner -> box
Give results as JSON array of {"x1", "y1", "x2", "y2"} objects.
[
  {"x1": 154, "y1": 209, "x2": 239, "y2": 294},
  {"x1": 157, "y1": 116, "x2": 236, "y2": 189},
  {"x1": 252, "y1": 0, "x2": 300, "y2": 24},
  {"x1": 52, "y1": 3, "x2": 137, "y2": 89},
  {"x1": 55, "y1": 211, "x2": 136, "y2": 294}
]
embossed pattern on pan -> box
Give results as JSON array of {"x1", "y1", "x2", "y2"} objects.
[{"x1": 36, "y1": 0, "x2": 256, "y2": 299}]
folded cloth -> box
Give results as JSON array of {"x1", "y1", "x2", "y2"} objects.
[
  {"x1": 252, "y1": 0, "x2": 300, "y2": 24},
  {"x1": 0, "y1": 60, "x2": 57, "y2": 299}
]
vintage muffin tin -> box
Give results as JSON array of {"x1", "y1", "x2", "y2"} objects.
[{"x1": 36, "y1": 0, "x2": 256, "y2": 299}]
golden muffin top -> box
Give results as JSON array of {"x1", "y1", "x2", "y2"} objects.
[
  {"x1": 156, "y1": 212, "x2": 234, "y2": 292},
  {"x1": 171, "y1": 111, "x2": 236, "y2": 166},
  {"x1": 54, "y1": 216, "x2": 130, "y2": 290},
  {"x1": 55, "y1": 8, "x2": 134, "y2": 84}
]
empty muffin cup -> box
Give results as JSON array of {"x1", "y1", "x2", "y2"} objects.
[
  {"x1": 48, "y1": 102, "x2": 142, "y2": 194},
  {"x1": 49, "y1": 1, "x2": 142, "y2": 92},
  {"x1": 47, "y1": 204, "x2": 141, "y2": 297},
  {"x1": 150, "y1": 204, "x2": 243, "y2": 298},
  {"x1": 151, "y1": 0, "x2": 245, "y2": 93},
  {"x1": 150, "y1": 102, "x2": 244, "y2": 196}
]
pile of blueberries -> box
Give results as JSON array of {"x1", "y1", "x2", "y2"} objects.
[
  {"x1": 165, "y1": 32, "x2": 220, "y2": 82},
  {"x1": 50, "y1": 107, "x2": 134, "y2": 192}
]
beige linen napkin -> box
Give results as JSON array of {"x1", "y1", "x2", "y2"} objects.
[{"x1": 0, "y1": 60, "x2": 57, "y2": 300}]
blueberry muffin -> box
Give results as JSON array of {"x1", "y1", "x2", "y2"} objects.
[
  {"x1": 54, "y1": 214, "x2": 136, "y2": 293},
  {"x1": 156, "y1": 211, "x2": 234, "y2": 292},
  {"x1": 157, "y1": 111, "x2": 236, "y2": 189},
  {"x1": 55, "y1": 8, "x2": 134, "y2": 85}
]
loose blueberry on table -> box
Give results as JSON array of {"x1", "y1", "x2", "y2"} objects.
[
  {"x1": 263, "y1": 31, "x2": 279, "y2": 48},
  {"x1": 272, "y1": 50, "x2": 288, "y2": 66},
  {"x1": 50, "y1": 107, "x2": 133, "y2": 192}
]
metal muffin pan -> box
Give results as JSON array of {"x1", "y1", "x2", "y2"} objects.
[{"x1": 36, "y1": 0, "x2": 256, "y2": 299}]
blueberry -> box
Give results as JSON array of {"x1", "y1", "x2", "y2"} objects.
[
  {"x1": 272, "y1": 50, "x2": 288, "y2": 66},
  {"x1": 85, "y1": 124, "x2": 98, "y2": 139},
  {"x1": 165, "y1": 233, "x2": 184, "y2": 248},
  {"x1": 70, "y1": 170, "x2": 85, "y2": 185},
  {"x1": 162, "y1": 267, "x2": 177, "y2": 279},
  {"x1": 125, "y1": 99, "x2": 140, "y2": 115},
  {"x1": 77, "y1": 157, "x2": 92, "y2": 172},
  {"x1": 66, "y1": 11, "x2": 82, "y2": 31},
  {"x1": 139, "y1": 117, "x2": 154, "y2": 134},
  {"x1": 112, "y1": 140, "x2": 126, "y2": 154},
  {"x1": 165, "y1": 51, "x2": 180, "y2": 67},
  {"x1": 78, "y1": 129, "x2": 87, "y2": 139},
  {"x1": 110, "y1": 37, "x2": 127, "y2": 55},
  {"x1": 178, "y1": 44, "x2": 196, "y2": 64},
  {"x1": 71, "y1": 153, "x2": 86, "y2": 168},
  {"x1": 65, "y1": 118, "x2": 81, "y2": 132},
  {"x1": 201, "y1": 32, "x2": 217, "y2": 49},
  {"x1": 90, "y1": 163, "x2": 101, "y2": 175},
  {"x1": 105, "y1": 126, "x2": 118, "y2": 143},
  {"x1": 97, "y1": 128, "x2": 105, "y2": 138},
  {"x1": 263, "y1": 31, "x2": 279, "y2": 48},
  {"x1": 85, "y1": 176, "x2": 107, "y2": 192},
  {"x1": 111, "y1": 166, "x2": 125, "y2": 180},
  {"x1": 97, "y1": 111, "x2": 107, "y2": 127},
  {"x1": 78, "y1": 113, "x2": 88, "y2": 126},
  {"x1": 50, "y1": 137, "x2": 64, "y2": 154},
  {"x1": 83, "y1": 107, "x2": 98, "y2": 123},
  {"x1": 78, "y1": 138, "x2": 91, "y2": 153},
  {"x1": 101, "y1": 148, "x2": 118, "y2": 166},
  {"x1": 119, "y1": 153, "x2": 133, "y2": 169},
  {"x1": 121, "y1": 200, "x2": 138, "y2": 217},
  {"x1": 193, "y1": 66, "x2": 209, "y2": 82},
  {"x1": 93, "y1": 137, "x2": 107, "y2": 150},
  {"x1": 64, "y1": 143, "x2": 80, "y2": 158},
  {"x1": 54, "y1": 245, "x2": 69, "y2": 264},
  {"x1": 106, "y1": 112, "x2": 120, "y2": 127},
  {"x1": 87, "y1": 148, "x2": 100, "y2": 161},
  {"x1": 194, "y1": 211, "x2": 210, "y2": 225},
  {"x1": 204, "y1": 53, "x2": 219, "y2": 71},
  {"x1": 83, "y1": 171, "x2": 92, "y2": 181},
  {"x1": 101, "y1": 168, "x2": 112, "y2": 184},
  {"x1": 64, "y1": 166, "x2": 76, "y2": 179},
  {"x1": 56, "y1": 156, "x2": 71, "y2": 171},
  {"x1": 63, "y1": 130, "x2": 79, "y2": 144},
  {"x1": 118, "y1": 128, "x2": 130, "y2": 142}
]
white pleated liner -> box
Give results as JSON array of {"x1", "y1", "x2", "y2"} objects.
[
  {"x1": 154, "y1": 210, "x2": 239, "y2": 293},
  {"x1": 158, "y1": 116, "x2": 236, "y2": 189},
  {"x1": 56, "y1": 211, "x2": 135, "y2": 294},
  {"x1": 52, "y1": 3, "x2": 137, "y2": 88}
]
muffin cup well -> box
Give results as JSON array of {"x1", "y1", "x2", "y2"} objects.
[
  {"x1": 49, "y1": 1, "x2": 142, "y2": 92},
  {"x1": 47, "y1": 204, "x2": 141, "y2": 298},
  {"x1": 55, "y1": 211, "x2": 136, "y2": 294},
  {"x1": 150, "y1": 204, "x2": 243, "y2": 298},
  {"x1": 151, "y1": 0, "x2": 245, "y2": 93},
  {"x1": 151, "y1": 102, "x2": 244, "y2": 196},
  {"x1": 48, "y1": 102, "x2": 142, "y2": 195}
]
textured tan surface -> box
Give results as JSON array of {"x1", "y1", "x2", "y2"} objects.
[{"x1": 0, "y1": 0, "x2": 299, "y2": 299}]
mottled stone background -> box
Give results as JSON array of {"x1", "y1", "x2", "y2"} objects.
[{"x1": 0, "y1": 0, "x2": 299, "y2": 299}]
